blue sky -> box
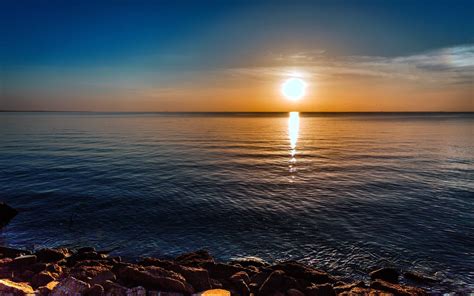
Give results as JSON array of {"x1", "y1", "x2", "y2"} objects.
[{"x1": 1, "y1": 0, "x2": 473, "y2": 111}]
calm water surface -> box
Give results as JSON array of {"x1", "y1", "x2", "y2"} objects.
[{"x1": 0, "y1": 112, "x2": 473, "y2": 292}]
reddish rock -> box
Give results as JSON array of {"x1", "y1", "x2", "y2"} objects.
[
  {"x1": 175, "y1": 250, "x2": 214, "y2": 266},
  {"x1": 305, "y1": 283, "x2": 335, "y2": 296},
  {"x1": 0, "y1": 279, "x2": 34, "y2": 295},
  {"x1": 371, "y1": 279, "x2": 427, "y2": 296},
  {"x1": 118, "y1": 266, "x2": 193, "y2": 294},
  {"x1": 369, "y1": 267, "x2": 399, "y2": 283}
]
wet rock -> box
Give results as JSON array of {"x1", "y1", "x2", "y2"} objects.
[
  {"x1": 86, "y1": 284, "x2": 104, "y2": 296},
  {"x1": 230, "y1": 257, "x2": 269, "y2": 268},
  {"x1": 118, "y1": 266, "x2": 193, "y2": 294},
  {"x1": 38, "y1": 281, "x2": 59, "y2": 296},
  {"x1": 50, "y1": 276, "x2": 90, "y2": 296},
  {"x1": 369, "y1": 267, "x2": 399, "y2": 283},
  {"x1": 90, "y1": 270, "x2": 116, "y2": 285},
  {"x1": 286, "y1": 288, "x2": 305, "y2": 296},
  {"x1": 36, "y1": 248, "x2": 66, "y2": 263},
  {"x1": 258, "y1": 270, "x2": 297, "y2": 296},
  {"x1": 0, "y1": 247, "x2": 31, "y2": 258},
  {"x1": 126, "y1": 286, "x2": 146, "y2": 296},
  {"x1": 0, "y1": 202, "x2": 18, "y2": 227},
  {"x1": 304, "y1": 283, "x2": 335, "y2": 296},
  {"x1": 371, "y1": 279, "x2": 427, "y2": 296},
  {"x1": 0, "y1": 279, "x2": 35, "y2": 295},
  {"x1": 78, "y1": 247, "x2": 96, "y2": 253},
  {"x1": 270, "y1": 261, "x2": 332, "y2": 284},
  {"x1": 31, "y1": 271, "x2": 56, "y2": 288},
  {"x1": 403, "y1": 271, "x2": 439, "y2": 284},
  {"x1": 333, "y1": 281, "x2": 366, "y2": 294},
  {"x1": 10, "y1": 255, "x2": 37, "y2": 270},
  {"x1": 175, "y1": 250, "x2": 214, "y2": 266}
]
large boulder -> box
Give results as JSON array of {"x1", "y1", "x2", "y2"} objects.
[
  {"x1": 31, "y1": 271, "x2": 56, "y2": 288},
  {"x1": 230, "y1": 257, "x2": 269, "y2": 268},
  {"x1": 369, "y1": 267, "x2": 400, "y2": 283},
  {"x1": 0, "y1": 202, "x2": 18, "y2": 227},
  {"x1": 0, "y1": 246, "x2": 31, "y2": 258},
  {"x1": 35, "y1": 248, "x2": 67, "y2": 263},
  {"x1": 0, "y1": 279, "x2": 34, "y2": 295},
  {"x1": 50, "y1": 276, "x2": 90, "y2": 296},
  {"x1": 258, "y1": 270, "x2": 297, "y2": 296},
  {"x1": 118, "y1": 266, "x2": 193, "y2": 294},
  {"x1": 175, "y1": 250, "x2": 214, "y2": 266}
]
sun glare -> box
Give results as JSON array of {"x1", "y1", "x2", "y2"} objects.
[{"x1": 281, "y1": 78, "x2": 307, "y2": 101}]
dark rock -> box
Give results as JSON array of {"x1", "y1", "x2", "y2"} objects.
[
  {"x1": 371, "y1": 279, "x2": 427, "y2": 296},
  {"x1": 229, "y1": 278, "x2": 250, "y2": 296},
  {"x1": 0, "y1": 279, "x2": 35, "y2": 295},
  {"x1": 78, "y1": 247, "x2": 96, "y2": 254},
  {"x1": 175, "y1": 250, "x2": 214, "y2": 266},
  {"x1": 403, "y1": 271, "x2": 439, "y2": 283},
  {"x1": 304, "y1": 283, "x2": 335, "y2": 296},
  {"x1": 103, "y1": 281, "x2": 127, "y2": 295},
  {"x1": 89, "y1": 270, "x2": 116, "y2": 285},
  {"x1": 0, "y1": 247, "x2": 31, "y2": 258},
  {"x1": 30, "y1": 262, "x2": 48, "y2": 273},
  {"x1": 46, "y1": 263, "x2": 63, "y2": 274},
  {"x1": 50, "y1": 276, "x2": 90, "y2": 296},
  {"x1": 369, "y1": 267, "x2": 399, "y2": 283},
  {"x1": 333, "y1": 281, "x2": 366, "y2": 294},
  {"x1": 31, "y1": 271, "x2": 56, "y2": 288},
  {"x1": 230, "y1": 271, "x2": 250, "y2": 285},
  {"x1": 230, "y1": 257, "x2": 269, "y2": 268},
  {"x1": 127, "y1": 286, "x2": 147, "y2": 295},
  {"x1": 118, "y1": 266, "x2": 193, "y2": 294},
  {"x1": 286, "y1": 288, "x2": 305, "y2": 296},
  {"x1": 258, "y1": 270, "x2": 297, "y2": 296},
  {"x1": 270, "y1": 261, "x2": 332, "y2": 284},
  {"x1": 209, "y1": 278, "x2": 223, "y2": 289},
  {"x1": 36, "y1": 248, "x2": 66, "y2": 263},
  {"x1": 10, "y1": 255, "x2": 37, "y2": 270},
  {"x1": 207, "y1": 263, "x2": 248, "y2": 280},
  {"x1": 86, "y1": 284, "x2": 104, "y2": 296},
  {"x1": 0, "y1": 202, "x2": 18, "y2": 227}
]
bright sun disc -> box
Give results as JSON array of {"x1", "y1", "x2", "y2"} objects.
[{"x1": 281, "y1": 78, "x2": 307, "y2": 100}]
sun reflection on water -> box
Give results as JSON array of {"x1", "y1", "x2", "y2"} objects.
[{"x1": 288, "y1": 112, "x2": 300, "y2": 176}]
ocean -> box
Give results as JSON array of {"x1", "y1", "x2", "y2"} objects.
[{"x1": 0, "y1": 112, "x2": 472, "y2": 292}]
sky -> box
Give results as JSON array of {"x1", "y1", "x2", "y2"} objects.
[{"x1": 1, "y1": 0, "x2": 473, "y2": 112}]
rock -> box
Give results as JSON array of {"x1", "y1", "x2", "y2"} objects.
[
  {"x1": 258, "y1": 270, "x2": 297, "y2": 296},
  {"x1": 230, "y1": 257, "x2": 269, "y2": 268},
  {"x1": 403, "y1": 271, "x2": 439, "y2": 283},
  {"x1": 333, "y1": 281, "x2": 366, "y2": 294},
  {"x1": 118, "y1": 266, "x2": 193, "y2": 294},
  {"x1": 0, "y1": 279, "x2": 34, "y2": 295},
  {"x1": 86, "y1": 284, "x2": 104, "y2": 296},
  {"x1": 78, "y1": 247, "x2": 96, "y2": 253},
  {"x1": 36, "y1": 248, "x2": 66, "y2": 263},
  {"x1": 90, "y1": 270, "x2": 116, "y2": 285},
  {"x1": 304, "y1": 283, "x2": 335, "y2": 296},
  {"x1": 270, "y1": 261, "x2": 332, "y2": 284},
  {"x1": 37, "y1": 281, "x2": 59, "y2": 296},
  {"x1": 50, "y1": 276, "x2": 90, "y2": 296},
  {"x1": 103, "y1": 281, "x2": 127, "y2": 296},
  {"x1": 46, "y1": 263, "x2": 63, "y2": 274},
  {"x1": 10, "y1": 255, "x2": 37, "y2": 270},
  {"x1": 371, "y1": 279, "x2": 427, "y2": 296},
  {"x1": 230, "y1": 271, "x2": 250, "y2": 285},
  {"x1": 193, "y1": 289, "x2": 230, "y2": 296},
  {"x1": 369, "y1": 267, "x2": 399, "y2": 283},
  {"x1": 126, "y1": 286, "x2": 146, "y2": 296},
  {"x1": 0, "y1": 202, "x2": 18, "y2": 227},
  {"x1": 175, "y1": 265, "x2": 211, "y2": 292},
  {"x1": 206, "y1": 263, "x2": 248, "y2": 280},
  {"x1": 30, "y1": 262, "x2": 48, "y2": 273},
  {"x1": 0, "y1": 246, "x2": 31, "y2": 258},
  {"x1": 31, "y1": 271, "x2": 56, "y2": 288},
  {"x1": 175, "y1": 250, "x2": 214, "y2": 266},
  {"x1": 286, "y1": 288, "x2": 305, "y2": 296}
]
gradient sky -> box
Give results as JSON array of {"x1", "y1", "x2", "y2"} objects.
[{"x1": 1, "y1": 0, "x2": 473, "y2": 111}]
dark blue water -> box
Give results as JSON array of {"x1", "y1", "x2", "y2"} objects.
[{"x1": 0, "y1": 112, "x2": 472, "y2": 292}]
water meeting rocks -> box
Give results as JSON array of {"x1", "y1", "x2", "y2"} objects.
[
  {"x1": 0, "y1": 202, "x2": 18, "y2": 227},
  {"x1": 0, "y1": 246, "x2": 430, "y2": 295}
]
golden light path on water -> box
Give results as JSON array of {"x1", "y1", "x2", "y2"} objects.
[{"x1": 288, "y1": 111, "x2": 300, "y2": 176}]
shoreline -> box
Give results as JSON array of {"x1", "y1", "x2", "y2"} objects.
[{"x1": 0, "y1": 246, "x2": 441, "y2": 296}]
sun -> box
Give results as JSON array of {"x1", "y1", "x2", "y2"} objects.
[{"x1": 281, "y1": 77, "x2": 307, "y2": 101}]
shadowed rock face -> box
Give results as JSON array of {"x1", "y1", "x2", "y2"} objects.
[
  {"x1": 0, "y1": 202, "x2": 18, "y2": 227},
  {"x1": 0, "y1": 248, "x2": 429, "y2": 296}
]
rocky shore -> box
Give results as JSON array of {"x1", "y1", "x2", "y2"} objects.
[{"x1": 0, "y1": 245, "x2": 434, "y2": 296}]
